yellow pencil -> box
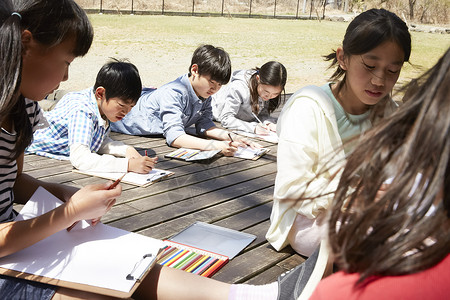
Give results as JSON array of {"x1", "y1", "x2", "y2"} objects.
[{"x1": 185, "y1": 255, "x2": 209, "y2": 273}]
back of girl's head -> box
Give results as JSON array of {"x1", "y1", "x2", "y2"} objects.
[
  {"x1": 189, "y1": 44, "x2": 231, "y2": 85},
  {"x1": 328, "y1": 47, "x2": 450, "y2": 283},
  {"x1": 0, "y1": 0, "x2": 93, "y2": 161},
  {"x1": 5, "y1": 0, "x2": 93, "y2": 56},
  {"x1": 94, "y1": 59, "x2": 142, "y2": 104},
  {"x1": 325, "y1": 8, "x2": 411, "y2": 81},
  {"x1": 249, "y1": 61, "x2": 287, "y2": 113}
]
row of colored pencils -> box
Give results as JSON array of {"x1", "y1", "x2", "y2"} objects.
[{"x1": 157, "y1": 241, "x2": 228, "y2": 277}]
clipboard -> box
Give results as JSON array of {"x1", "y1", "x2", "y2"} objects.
[
  {"x1": 73, "y1": 168, "x2": 174, "y2": 187},
  {"x1": 0, "y1": 187, "x2": 164, "y2": 298}
]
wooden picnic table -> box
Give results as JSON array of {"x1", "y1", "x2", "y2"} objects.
[{"x1": 21, "y1": 111, "x2": 304, "y2": 286}]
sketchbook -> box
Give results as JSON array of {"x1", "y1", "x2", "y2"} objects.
[
  {"x1": 233, "y1": 130, "x2": 279, "y2": 144},
  {"x1": 158, "y1": 222, "x2": 256, "y2": 277},
  {"x1": 73, "y1": 168, "x2": 173, "y2": 187},
  {"x1": 164, "y1": 148, "x2": 221, "y2": 161},
  {"x1": 0, "y1": 187, "x2": 163, "y2": 298}
]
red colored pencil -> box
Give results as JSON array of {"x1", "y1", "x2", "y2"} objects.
[
  {"x1": 181, "y1": 254, "x2": 203, "y2": 271},
  {"x1": 201, "y1": 258, "x2": 228, "y2": 277}
]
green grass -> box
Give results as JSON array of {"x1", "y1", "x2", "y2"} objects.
[{"x1": 68, "y1": 14, "x2": 449, "y2": 94}]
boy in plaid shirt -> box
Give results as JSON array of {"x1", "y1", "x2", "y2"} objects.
[{"x1": 27, "y1": 59, "x2": 157, "y2": 173}]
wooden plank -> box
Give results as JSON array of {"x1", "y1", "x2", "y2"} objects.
[
  {"x1": 106, "y1": 173, "x2": 275, "y2": 230},
  {"x1": 104, "y1": 158, "x2": 276, "y2": 206},
  {"x1": 211, "y1": 243, "x2": 296, "y2": 283},
  {"x1": 20, "y1": 129, "x2": 298, "y2": 287},
  {"x1": 133, "y1": 188, "x2": 274, "y2": 239},
  {"x1": 243, "y1": 255, "x2": 306, "y2": 285}
]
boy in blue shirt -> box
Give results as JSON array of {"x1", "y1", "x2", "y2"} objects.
[
  {"x1": 27, "y1": 60, "x2": 157, "y2": 173},
  {"x1": 111, "y1": 45, "x2": 257, "y2": 155}
]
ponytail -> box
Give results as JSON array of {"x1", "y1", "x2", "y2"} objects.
[{"x1": 0, "y1": 6, "x2": 29, "y2": 161}]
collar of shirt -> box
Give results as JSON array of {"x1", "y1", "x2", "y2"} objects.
[
  {"x1": 89, "y1": 88, "x2": 109, "y2": 130},
  {"x1": 181, "y1": 73, "x2": 210, "y2": 109}
]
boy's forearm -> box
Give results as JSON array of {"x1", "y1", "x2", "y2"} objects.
[
  {"x1": 204, "y1": 127, "x2": 230, "y2": 141},
  {"x1": 171, "y1": 134, "x2": 223, "y2": 151}
]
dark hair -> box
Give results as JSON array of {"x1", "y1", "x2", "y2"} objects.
[
  {"x1": 323, "y1": 8, "x2": 411, "y2": 124},
  {"x1": 94, "y1": 59, "x2": 142, "y2": 104},
  {"x1": 0, "y1": 0, "x2": 93, "y2": 161},
  {"x1": 249, "y1": 61, "x2": 287, "y2": 114},
  {"x1": 189, "y1": 44, "x2": 231, "y2": 85},
  {"x1": 328, "y1": 47, "x2": 450, "y2": 284},
  {"x1": 325, "y1": 8, "x2": 411, "y2": 82}
]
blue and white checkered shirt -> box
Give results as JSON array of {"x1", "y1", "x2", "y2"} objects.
[{"x1": 27, "y1": 88, "x2": 109, "y2": 160}]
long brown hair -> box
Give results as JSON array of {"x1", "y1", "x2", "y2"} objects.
[
  {"x1": 328, "y1": 47, "x2": 450, "y2": 283},
  {"x1": 0, "y1": 0, "x2": 93, "y2": 161},
  {"x1": 248, "y1": 61, "x2": 287, "y2": 115}
]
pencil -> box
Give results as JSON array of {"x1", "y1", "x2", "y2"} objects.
[
  {"x1": 201, "y1": 258, "x2": 228, "y2": 277},
  {"x1": 161, "y1": 249, "x2": 184, "y2": 266},
  {"x1": 157, "y1": 247, "x2": 177, "y2": 264},
  {"x1": 251, "y1": 112, "x2": 263, "y2": 125},
  {"x1": 186, "y1": 255, "x2": 209, "y2": 273},
  {"x1": 193, "y1": 256, "x2": 214, "y2": 275},
  {"x1": 181, "y1": 254, "x2": 203, "y2": 271},
  {"x1": 173, "y1": 251, "x2": 197, "y2": 269},
  {"x1": 166, "y1": 249, "x2": 189, "y2": 267},
  {"x1": 197, "y1": 258, "x2": 218, "y2": 276},
  {"x1": 67, "y1": 173, "x2": 126, "y2": 232}
]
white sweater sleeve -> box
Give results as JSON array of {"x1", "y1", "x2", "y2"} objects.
[
  {"x1": 98, "y1": 135, "x2": 129, "y2": 156},
  {"x1": 217, "y1": 81, "x2": 258, "y2": 133},
  {"x1": 70, "y1": 143, "x2": 128, "y2": 173}
]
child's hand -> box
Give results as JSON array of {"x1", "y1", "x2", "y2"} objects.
[
  {"x1": 255, "y1": 123, "x2": 271, "y2": 135},
  {"x1": 65, "y1": 182, "x2": 121, "y2": 225},
  {"x1": 235, "y1": 137, "x2": 262, "y2": 149},
  {"x1": 128, "y1": 156, "x2": 158, "y2": 174},
  {"x1": 219, "y1": 140, "x2": 238, "y2": 156},
  {"x1": 265, "y1": 122, "x2": 277, "y2": 132}
]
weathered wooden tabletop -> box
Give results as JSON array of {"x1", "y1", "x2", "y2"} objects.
[{"x1": 22, "y1": 122, "x2": 304, "y2": 285}]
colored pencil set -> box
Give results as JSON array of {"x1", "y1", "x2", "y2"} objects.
[
  {"x1": 165, "y1": 148, "x2": 200, "y2": 160},
  {"x1": 157, "y1": 241, "x2": 228, "y2": 277}
]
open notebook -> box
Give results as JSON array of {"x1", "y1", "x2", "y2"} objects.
[{"x1": 0, "y1": 187, "x2": 163, "y2": 298}]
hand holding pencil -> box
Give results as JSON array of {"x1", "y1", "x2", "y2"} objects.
[
  {"x1": 251, "y1": 112, "x2": 273, "y2": 135},
  {"x1": 66, "y1": 176, "x2": 123, "y2": 232}
]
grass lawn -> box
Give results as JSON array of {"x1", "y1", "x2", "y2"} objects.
[{"x1": 62, "y1": 14, "x2": 450, "y2": 95}]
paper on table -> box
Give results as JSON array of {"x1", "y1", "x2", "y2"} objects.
[
  {"x1": 73, "y1": 168, "x2": 173, "y2": 187},
  {"x1": 234, "y1": 147, "x2": 269, "y2": 160},
  {"x1": 0, "y1": 187, "x2": 163, "y2": 294},
  {"x1": 233, "y1": 130, "x2": 278, "y2": 144}
]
